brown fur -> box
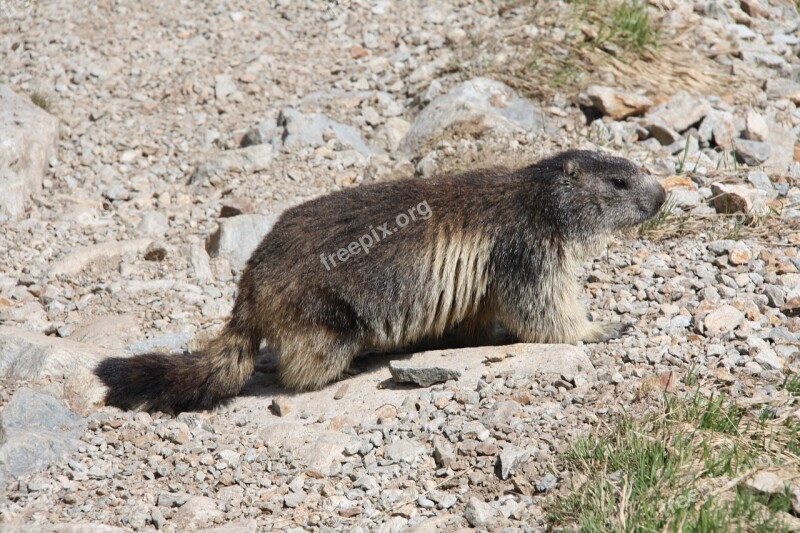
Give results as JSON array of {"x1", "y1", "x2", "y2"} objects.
[{"x1": 95, "y1": 149, "x2": 666, "y2": 412}]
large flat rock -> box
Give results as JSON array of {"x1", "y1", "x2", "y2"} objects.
[{"x1": 236, "y1": 343, "x2": 594, "y2": 473}]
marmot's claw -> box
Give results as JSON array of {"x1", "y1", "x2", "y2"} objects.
[
  {"x1": 586, "y1": 322, "x2": 633, "y2": 342},
  {"x1": 606, "y1": 323, "x2": 634, "y2": 340}
]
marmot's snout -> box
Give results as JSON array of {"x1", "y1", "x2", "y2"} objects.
[{"x1": 650, "y1": 180, "x2": 667, "y2": 216}]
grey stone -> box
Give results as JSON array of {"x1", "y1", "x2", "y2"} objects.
[
  {"x1": 733, "y1": 138, "x2": 771, "y2": 166},
  {"x1": 280, "y1": 108, "x2": 377, "y2": 157},
  {"x1": 257, "y1": 423, "x2": 359, "y2": 475},
  {"x1": 191, "y1": 144, "x2": 274, "y2": 185},
  {"x1": 668, "y1": 188, "x2": 702, "y2": 209},
  {"x1": 375, "y1": 117, "x2": 412, "y2": 152},
  {"x1": 189, "y1": 244, "x2": 214, "y2": 282},
  {"x1": 157, "y1": 492, "x2": 190, "y2": 507},
  {"x1": 137, "y1": 211, "x2": 169, "y2": 238},
  {"x1": 429, "y1": 490, "x2": 457, "y2": 509},
  {"x1": 765, "y1": 78, "x2": 800, "y2": 104},
  {"x1": 240, "y1": 118, "x2": 280, "y2": 148},
  {"x1": 746, "y1": 171, "x2": 774, "y2": 195},
  {"x1": 745, "y1": 110, "x2": 768, "y2": 141},
  {"x1": 172, "y1": 496, "x2": 224, "y2": 529},
  {"x1": 354, "y1": 474, "x2": 380, "y2": 494},
  {"x1": 284, "y1": 491, "x2": 306, "y2": 508},
  {"x1": 389, "y1": 360, "x2": 462, "y2": 387},
  {"x1": 177, "y1": 412, "x2": 215, "y2": 434},
  {"x1": 206, "y1": 213, "x2": 279, "y2": 271},
  {"x1": 765, "y1": 327, "x2": 797, "y2": 343},
  {"x1": 741, "y1": 50, "x2": 786, "y2": 69},
  {"x1": 763, "y1": 120, "x2": 795, "y2": 174},
  {"x1": 536, "y1": 472, "x2": 558, "y2": 492},
  {"x1": 699, "y1": 110, "x2": 736, "y2": 148},
  {"x1": 214, "y1": 74, "x2": 237, "y2": 100},
  {"x1": 399, "y1": 77, "x2": 543, "y2": 156},
  {"x1": 497, "y1": 444, "x2": 530, "y2": 480},
  {"x1": 644, "y1": 118, "x2": 681, "y2": 145},
  {"x1": 745, "y1": 471, "x2": 786, "y2": 495},
  {"x1": 385, "y1": 438, "x2": 426, "y2": 463},
  {"x1": 433, "y1": 436, "x2": 456, "y2": 468},
  {"x1": 217, "y1": 449, "x2": 240, "y2": 467},
  {"x1": 462, "y1": 421, "x2": 490, "y2": 441},
  {"x1": 0, "y1": 301, "x2": 51, "y2": 333},
  {"x1": 703, "y1": 305, "x2": 744, "y2": 336},
  {"x1": 0, "y1": 388, "x2": 86, "y2": 487},
  {"x1": 464, "y1": 496, "x2": 501, "y2": 527},
  {"x1": 484, "y1": 400, "x2": 522, "y2": 430},
  {"x1": 151, "y1": 508, "x2": 167, "y2": 529},
  {"x1": 0, "y1": 85, "x2": 60, "y2": 221},
  {"x1": 647, "y1": 92, "x2": 711, "y2": 132},
  {"x1": 764, "y1": 285, "x2": 786, "y2": 308},
  {"x1": 67, "y1": 314, "x2": 142, "y2": 351},
  {"x1": 748, "y1": 336, "x2": 784, "y2": 370}
]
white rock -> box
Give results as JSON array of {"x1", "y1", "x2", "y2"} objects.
[
  {"x1": 172, "y1": 496, "x2": 224, "y2": 529},
  {"x1": 647, "y1": 92, "x2": 711, "y2": 132},
  {"x1": 744, "y1": 109, "x2": 768, "y2": 141},
  {"x1": 67, "y1": 314, "x2": 142, "y2": 350},
  {"x1": 703, "y1": 305, "x2": 744, "y2": 336},
  {"x1": 464, "y1": 496, "x2": 501, "y2": 527},
  {"x1": 206, "y1": 213, "x2": 279, "y2": 271},
  {"x1": 46, "y1": 239, "x2": 153, "y2": 278},
  {"x1": 191, "y1": 144, "x2": 274, "y2": 185},
  {"x1": 398, "y1": 77, "x2": 543, "y2": 156},
  {"x1": 0, "y1": 85, "x2": 59, "y2": 220},
  {"x1": 386, "y1": 438, "x2": 426, "y2": 463},
  {"x1": 214, "y1": 74, "x2": 237, "y2": 100}
]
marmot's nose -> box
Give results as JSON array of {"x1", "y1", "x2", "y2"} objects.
[{"x1": 652, "y1": 181, "x2": 667, "y2": 211}]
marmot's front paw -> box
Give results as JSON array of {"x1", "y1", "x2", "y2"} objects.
[{"x1": 584, "y1": 322, "x2": 633, "y2": 342}]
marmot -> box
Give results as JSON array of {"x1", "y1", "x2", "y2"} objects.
[{"x1": 96, "y1": 149, "x2": 666, "y2": 412}]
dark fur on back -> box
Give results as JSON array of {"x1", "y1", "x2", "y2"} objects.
[{"x1": 95, "y1": 149, "x2": 665, "y2": 412}]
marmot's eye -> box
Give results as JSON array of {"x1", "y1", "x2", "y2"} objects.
[{"x1": 611, "y1": 178, "x2": 627, "y2": 190}]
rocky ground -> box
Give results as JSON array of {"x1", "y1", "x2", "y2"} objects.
[{"x1": 1, "y1": 0, "x2": 800, "y2": 531}]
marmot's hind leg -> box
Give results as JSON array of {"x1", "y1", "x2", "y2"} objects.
[{"x1": 277, "y1": 329, "x2": 363, "y2": 391}]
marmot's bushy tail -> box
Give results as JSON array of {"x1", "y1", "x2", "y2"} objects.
[{"x1": 94, "y1": 326, "x2": 260, "y2": 413}]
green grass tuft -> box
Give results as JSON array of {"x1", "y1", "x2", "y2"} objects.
[
  {"x1": 29, "y1": 91, "x2": 52, "y2": 112},
  {"x1": 597, "y1": 0, "x2": 660, "y2": 54},
  {"x1": 549, "y1": 392, "x2": 795, "y2": 532}
]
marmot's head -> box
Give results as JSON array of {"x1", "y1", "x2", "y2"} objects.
[{"x1": 539, "y1": 149, "x2": 666, "y2": 236}]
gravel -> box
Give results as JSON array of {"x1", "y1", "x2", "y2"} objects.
[{"x1": 2, "y1": 0, "x2": 800, "y2": 531}]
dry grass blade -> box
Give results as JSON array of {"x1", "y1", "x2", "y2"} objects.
[{"x1": 462, "y1": 1, "x2": 754, "y2": 104}]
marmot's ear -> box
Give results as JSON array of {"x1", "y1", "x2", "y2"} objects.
[{"x1": 563, "y1": 158, "x2": 580, "y2": 178}]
